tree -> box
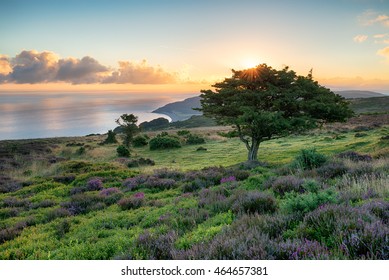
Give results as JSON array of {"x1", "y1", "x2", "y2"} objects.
[
  {"x1": 200, "y1": 64, "x2": 353, "y2": 161},
  {"x1": 115, "y1": 114, "x2": 140, "y2": 147}
]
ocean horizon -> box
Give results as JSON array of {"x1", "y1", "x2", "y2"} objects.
[{"x1": 0, "y1": 91, "x2": 198, "y2": 141}]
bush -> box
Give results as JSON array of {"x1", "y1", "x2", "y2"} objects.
[
  {"x1": 293, "y1": 148, "x2": 327, "y2": 170},
  {"x1": 186, "y1": 134, "x2": 205, "y2": 145},
  {"x1": 280, "y1": 188, "x2": 338, "y2": 215},
  {"x1": 198, "y1": 187, "x2": 231, "y2": 213},
  {"x1": 337, "y1": 151, "x2": 372, "y2": 162},
  {"x1": 143, "y1": 177, "x2": 176, "y2": 191},
  {"x1": 134, "y1": 230, "x2": 178, "y2": 259},
  {"x1": 153, "y1": 168, "x2": 185, "y2": 180},
  {"x1": 127, "y1": 158, "x2": 155, "y2": 168},
  {"x1": 132, "y1": 135, "x2": 148, "y2": 147},
  {"x1": 177, "y1": 130, "x2": 190, "y2": 136},
  {"x1": 317, "y1": 162, "x2": 349, "y2": 179},
  {"x1": 86, "y1": 178, "x2": 103, "y2": 191},
  {"x1": 118, "y1": 193, "x2": 145, "y2": 210},
  {"x1": 263, "y1": 175, "x2": 305, "y2": 196},
  {"x1": 275, "y1": 239, "x2": 330, "y2": 260},
  {"x1": 122, "y1": 175, "x2": 149, "y2": 191},
  {"x1": 297, "y1": 204, "x2": 389, "y2": 259},
  {"x1": 99, "y1": 187, "x2": 124, "y2": 205},
  {"x1": 231, "y1": 191, "x2": 277, "y2": 214},
  {"x1": 61, "y1": 193, "x2": 103, "y2": 215},
  {"x1": 149, "y1": 136, "x2": 181, "y2": 150},
  {"x1": 117, "y1": 145, "x2": 130, "y2": 157},
  {"x1": 102, "y1": 130, "x2": 118, "y2": 144}
]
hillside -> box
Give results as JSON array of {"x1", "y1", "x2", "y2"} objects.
[
  {"x1": 349, "y1": 96, "x2": 389, "y2": 114},
  {"x1": 152, "y1": 96, "x2": 201, "y2": 122},
  {"x1": 335, "y1": 90, "x2": 385, "y2": 99}
]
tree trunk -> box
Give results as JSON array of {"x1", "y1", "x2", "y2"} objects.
[{"x1": 247, "y1": 139, "x2": 260, "y2": 161}]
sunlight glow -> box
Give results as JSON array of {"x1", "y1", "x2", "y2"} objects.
[{"x1": 241, "y1": 58, "x2": 260, "y2": 69}]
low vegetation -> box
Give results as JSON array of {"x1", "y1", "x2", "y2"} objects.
[{"x1": 0, "y1": 112, "x2": 388, "y2": 260}]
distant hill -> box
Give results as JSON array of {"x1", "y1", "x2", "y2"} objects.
[
  {"x1": 152, "y1": 96, "x2": 201, "y2": 122},
  {"x1": 335, "y1": 90, "x2": 385, "y2": 99},
  {"x1": 349, "y1": 96, "x2": 389, "y2": 114}
]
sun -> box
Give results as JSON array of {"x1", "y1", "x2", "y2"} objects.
[{"x1": 241, "y1": 58, "x2": 260, "y2": 69}]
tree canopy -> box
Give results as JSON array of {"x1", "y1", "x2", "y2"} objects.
[
  {"x1": 115, "y1": 113, "x2": 140, "y2": 147},
  {"x1": 200, "y1": 64, "x2": 353, "y2": 161}
]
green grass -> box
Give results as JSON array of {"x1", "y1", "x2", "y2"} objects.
[{"x1": 0, "y1": 119, "x2": 388, "y2": 260}]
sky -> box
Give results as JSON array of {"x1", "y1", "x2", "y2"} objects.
[{"x1": 1, "y1": 0, "x2": 389, "y2": 93}]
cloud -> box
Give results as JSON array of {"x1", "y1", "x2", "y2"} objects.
[
  {"x1": 353, "y1": 34, "x2": 368, "y2": 43},
  {"x1": 374, "y1": 34, "x2": 387, "y2": 39},
  {"x1": 0, "y1": 50, "x2": 178, "y2": 85},
  {"x1": 359, "y1": 10, "x2": 389, "y2": 27},
  {"x1": 103, "y1": 59, "x2": 177, "y2": 84},
  {"x1": 377, "y1": 46, "x2": 389, "y2": 61},
  {"x1": 56, "y1": 56, "x2": 108, "y2": 84}
]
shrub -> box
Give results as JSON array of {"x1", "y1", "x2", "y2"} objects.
[
  {"x1": 117, "y1": 145, "x2": 130, "y2": 157},
  {"x1": 143, "y1": 177, "x2": 176, "y2": 191},
  {"x1": 293, "y1": 148, "x2": 327, "y2": 170},
  {"x1": 153, "y1": 168, "x2": 184, "y2": 180},
  {"x1": 231, "y1": 191, "x2": 277, "y2": 214},
  {"x1": 46, "y1": 207, "x2": 71, "y2": 221},
  {"x1": 118, "y1": 193, "x2": 145, "y2": 210},
  {"x1": 263, "y1": 175, "x2": 305, "y2": 196},
  {"x1": 122, "y1": 175, "x2": 149, "y2": 191},
  {"x1": 220, "y1": 176, "x2": 236, "y2": 184},
  {"x1": 198, "y1": 187, "x2": 231, "y2": 213},
  {"x1": 317, "y1": 162, "x2": 349, "y2": 179},
  {"x1": 86, "y1": 178, "x2": 103, "y2": 191},
  {"x1": 337, "y1": 151, "x2": 372, "y2": 162},
  {"x1": 61, "y1": 193, "x2": 103, "y2": 215},
  {"x1": 186, "y1": 134, "x2": 205, "y2": 145},
  {"x1": 132, "y1": 135, "x2": 148, "y2": 147},
  {"x1": 149, "y1": 136, "x2": 181, "y2": 150},
  {"x1": 196, "y1": 146, "x2": 207, "y2": 151},
  {"x1": 134, "y1": 230, "x2": 178, "y2": 259},
  {"x1": 53, "y1": 175, "x2": 76, "y2": 184},
  {"x1": 280, "y1": 188, "x2": 338, "y2": 215},
  {"x1": 127, "y1": 158, "x2": 155, "y2": 168},
  {"x1": 76, "y1": 146, "x2": 86, "y2": 155},
  {"x1": 177, "y1": 130, "x2": 190, "y2": 136},
  {"x1": 297, "y1": 204, "x2": 389, "y2": 259},
  {"x1": 0, "y1": 208, "x2": 19, "y2": 219},
  {"x1": 102, "y1": 130, "x2": 118, "y2": 144},
  {"x1": 275, "y1": 239, "x2": 330, "y2": 260},
  {"x1": 99, "y1": 187, "x2": 124, "y2": 205}
]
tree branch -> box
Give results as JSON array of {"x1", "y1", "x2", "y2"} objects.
[{"x1": 236, "y1": 124, "x2": 251, "y2": 151}]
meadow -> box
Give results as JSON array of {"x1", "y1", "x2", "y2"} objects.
[{"x1": 0, "y1": 113, "x2": 388, "y2": 260}]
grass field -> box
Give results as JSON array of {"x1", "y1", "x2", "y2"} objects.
[{"x1": 0, "y1": 114, "x2": 388, "y2": 260}]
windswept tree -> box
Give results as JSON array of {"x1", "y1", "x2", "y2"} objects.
[
  {"x1": 200, "y1": 64, "x2": 353, "y2": 161},
  {"x1": 115, "y1": 114, "x2": 140, "y2": 147}
]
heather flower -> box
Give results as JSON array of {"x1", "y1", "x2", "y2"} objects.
[
  {"x1": 99, "y1": 187, "x2": 121, "y2": 197},
  {"x1": 220, "y1": 176, "x2": 236, "y2": 184},
  {"x1": 86, "y1": 178, "x2": 103, "y2": 191}
]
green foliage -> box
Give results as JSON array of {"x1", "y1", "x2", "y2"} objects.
[
  {"x1": 186, "y1": 134, "x2": 206, "y2": 145},
  {"x1": 132, "y1": 135, "x2": 148, "y2": 147},
  {"x1": 102, "y1": 130, "x2": 118, "y2": 144},
  {"x1": 177, "y1": 130, "x2": 191, "y2": 136},
  {"x1": 139, "y1": 118, "x2": 169, "y2": 131},
  {"x1": 149, "y1": 136, "x2": 181, "y2": 150},
  {"x1": 293, "y1": 148, "x2": 327, "y2": 170},
  {"x1": 116, "y1": 145, "x2": 130, "y2": 157},
  {"x1": 200, "y1": 64, "x2": 353, "y2": 160},
  {"x1": 116, "y1": 113, "x2": 140, "y2": 147}
]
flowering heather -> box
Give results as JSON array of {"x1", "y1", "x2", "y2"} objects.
[
  {"x1": 143, "y1": 177, "x2": 176, "y2": 190},
  {"x1": 99, "y1": 187, "x2": 121, "y2": 196},
  {"x1": 122, "y1": 175, "x2": 148, "y2": 191},
  {"x1": 86, "y1": 178, "x2": 103, "y2": 191},
  {"x1": 133, "y1": 192, "x2": 145, "y2": 199},
  {"x1": 263, "y1": 175, "x2": 305, "y2": 196},
  {"x1": 220, "y1": 176, "x2": 236, "y2": 184},
  {"x1": 276, "y1": 239, "x2": 330, "y2": 260}
]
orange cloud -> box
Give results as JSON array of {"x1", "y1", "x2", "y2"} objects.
[
  {"x1": 103, "y1": 60, "x2": 177, "y2": 84},
  {"x1": 1, "y1": 50, "x2": 179, "y2": 85}
]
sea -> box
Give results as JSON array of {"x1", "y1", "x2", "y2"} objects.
[{"x1": 0, "y1": 91, "x2": 197, "y2": 140}]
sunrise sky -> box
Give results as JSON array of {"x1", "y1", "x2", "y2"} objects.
[{"x1": 1, "y1": 0, "x2": 389, "y2": 93}]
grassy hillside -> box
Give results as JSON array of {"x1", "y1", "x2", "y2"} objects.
[
  {"x1": 349, "y1": 96, "x2": 389, "y2": 114},
  {"x1": 0, "y1": 114, "x2": 388, "y2": 260}
]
